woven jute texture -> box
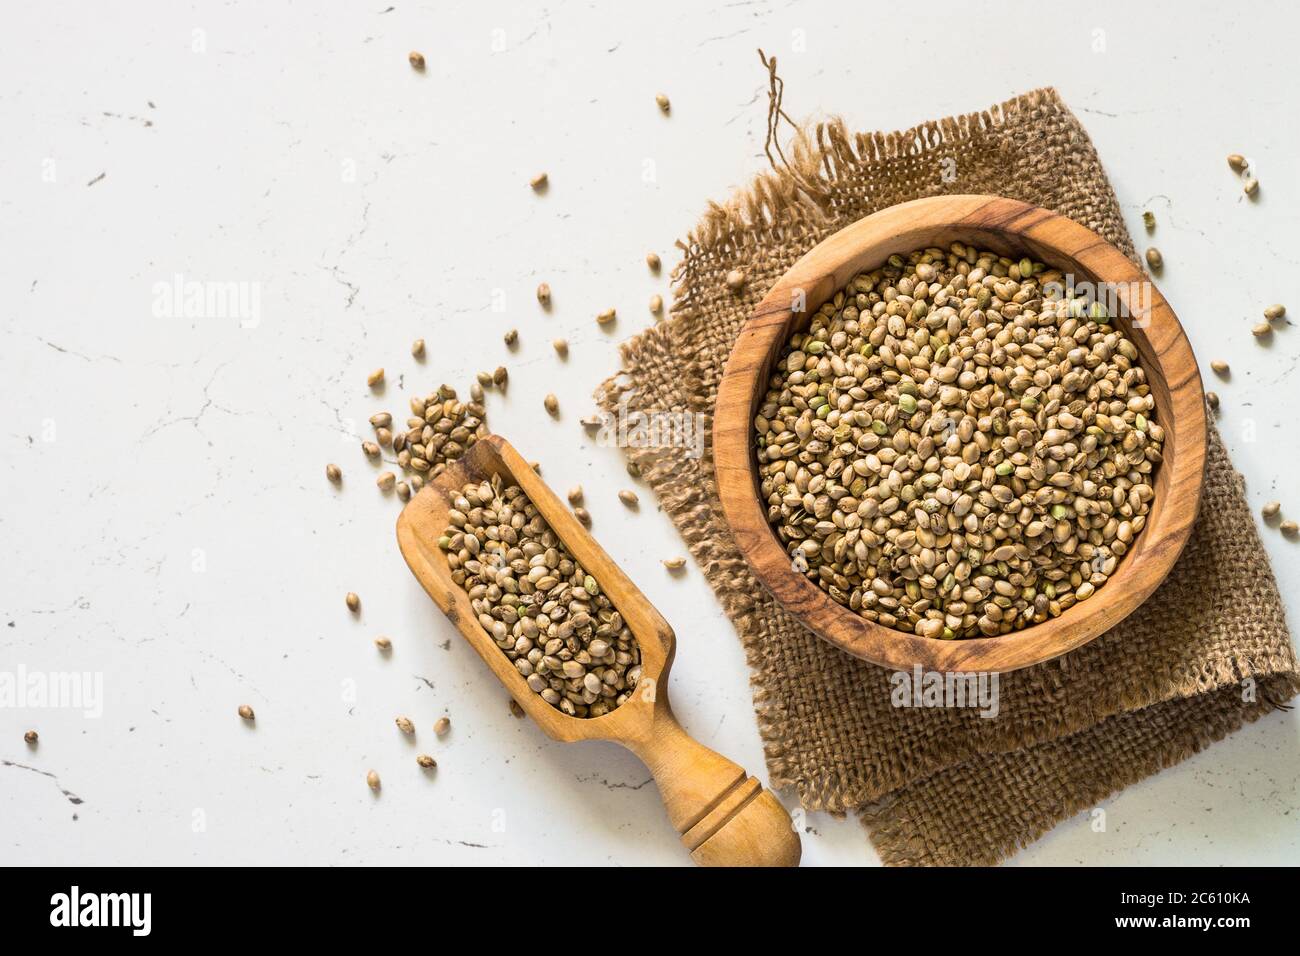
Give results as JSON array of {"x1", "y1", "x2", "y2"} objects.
[{"x1": 596, "y1": 87, "x2": 1299, "y2": 865}]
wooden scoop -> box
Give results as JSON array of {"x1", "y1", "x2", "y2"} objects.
[{"x1": 396, "y1": 434, "x2": 801, "y2": 867}]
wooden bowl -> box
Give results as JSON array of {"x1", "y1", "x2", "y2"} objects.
[{"x1": 714, "y1": 195, "x2": 1207, "y2": 674}]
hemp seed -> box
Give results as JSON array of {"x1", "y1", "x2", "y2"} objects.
[
  {"x1": 1252, "y1": 322, "x2": 1272, "y2": 339},
  {"x1": 412, "y1": 338, "x2": 425, "y2": 358},
  {"x1": 649, "y1": 294, "x2": 663, "y2": 315},
  {"x1": 366, "y1": 770, "x2": 381, "y2": 791},
  {"x1": 1264, "y1": 304, "x2": 1286, "y2": 321},
  {"x1": 1206, "y1": 391, "x2": 1220, "y2": 411},
  {"x1": 537, "y1": 282, "x2": 551, "y2": 306},
  {"x1": 573, "y1": 506, "x2": 592, "y2": 527},
  {"x1": 434, "y1": 716, "x2": 451, "y2": 736},
  {"x1": 395, "y1": 716, "x2": 415, "y2": 735},
  {"x1": 1211, "y1": 360, "x2": 1230, "y2": 376},
  {"x1": 726, "y1": 269, "x2": 746, "y2": 292},
  {"x1": 504, "y1": 328, "x2": 518, "y2": 347},
  {"x1": 597, "y1": 308, "x2": 616, "y2": 325},
  {"x1": 1244, "y1": 176, "x2": 1259, "y2": 197},
  {"x1": 367, "y1": 368, "x2": 385, "y2": 388},
  {"x1": 530, "y1": 172, "x2": 548, "y2": 190},
  {"x1": 553, "y1": 338, "x2": 568, "y2": 356},
  {"x1": 1282, "y1": 520, "x2": 1299, "y2": 537},
  {"x1": 663, "y1": 557, "x2": 686, "y2": 571},
  {"x1": 655, "y1": 93, "x2": 670, "y2": 112},
  {"x1": 346, "y1": 592, "x2": 361, "y2": 613},
  {"x1": 1142, "y1": 211, "x2": 1156, "y2": 231},
  {"x1": 1145, "y1": 247, "x2": 1163, "y2": 271},
  {"x1": 646, "y1": 251, "x2": 661, "y2": 272},
  {"x1": 238, "y1": 705, "x2": 255, "y2": 721},
  {"x1": 377, "y1": 471, "x2": 396, "y2": 492},
  {"x1": 375, "y1": 636, "x2": 392, "y2": 651},
  {"x1": 1263, "y1": 501, "x2": 1281, "y2": 519},
  {"x1": 618, "y1": 489, "x2": 639, "y2": 508},
  {"x1": 509, "y1": 699, "x2": 526, "y2": 718},
  {"x1": 568, "y1": 485, "x2": 583, "y2": 505},
  {"x1": 326, "y1": 463, "x2": 342, "y2": 483},
  {"x1": 24, "y1": 730, "x2": 38, "y2": 745},
  {"x1": 544, "y1": 394, "x2": 559, "y2": 416},
  {"x1": 1228, "y1": 153, "x2": 1246, "y2": 171},
  {"x1": 408, "y1": 51, "x2": 425, "y2": 70},
  {"x1": 493, "y1": 366, "x2": 509, "y2": 388},
  {"x1": 416, "y1": 754, "x2": 437, "y2": 769}
]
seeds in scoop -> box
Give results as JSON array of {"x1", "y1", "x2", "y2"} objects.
[
  {"x1": 618, "y1": 489, "x2": 639, "y2": 508},
  {"x1": 646, "y1": 251, "x2": 661, "y2": 271},
  {"x1": 1142, "y1": 211, "x2": 1156, "y2": 231},
  {"x1": 1282, "y1": 521, "x2": 1299, "y2": 537},
  {"x1": 1206, "y1": 391, "x2": 1220, "y2": 411},
  {"x1": 1211, "y1": 359, "x2": 1230, "y2": 376},
  {"x1": 530, "y1": 172, "x2": 548, "y2": 190},
  {"x1": 573, "y1": 506, "x2": 592, "y2": 527},
  {"x1": 367, "y1": 368, "x2": 385, "y2": 388},
  {"x1": 726, "y1": 269, "x2": 746, "y2": 292},
  {"x1": 1145, "y1": 247, "x2": 1163, "y2": 271},
  {"x1": 1228, "y1": 153, "x2": 1246, "y2": 171},
  {"x1": 553, "y1": 338, "x2": 568, "y2": 356},
  {"x1": 238, "y1": 705, "x2": 255, "y2": 721},
  {"x1": 663, "y1": 557, "x2": 686, "y2": 571},
  {"x1": 1244, "y1": 177, "x2": 1259, "y2": 197},
  {"x1": 1252, "y1": 322, "x2": 1272, "y2": 339},
  {"x1": 756, "y1": 244, "x2": 1164, "y2": 640},
  {"x1": 416, "y1": 754, "x2": 436, "y2": 769},
  {"x1": 433, "y1": 716, "x2": 451, "y2": 736},
  {"x1": 504, "y1": 328, "x2": 518, "y2": 347},
  {"x1": 411, "y1": 338, "x2": 425, "y2": 358},
  {"x1": 1264, "y1": 304, "x2": 1286, "y2": 321},
  {"x1": 375, "y1": 636, "x2": 392, "y2": 651},
  {"x1": 395, "y1": 716, "x2": 415, "y2": 735},
  {"x1": 408, "y1": 51, "x2": 425, "y2": 70},
  {"x1": 649, "y1": 294, "x2": 663, "y2": 315},
  {"x1": 597, "y1": 308, "x2": 616, "y2": 325},
  {"x1": 536, "y1": 282, "x2": 551, "y2": 306},
  {"x1": 655, "y1": 92, "x2": 670, "y2": 112},
  {"x1": 568, "y1": 486, "x2": 583, "y2": 505},
  {"x1": 493, "y1": 366, "x2": 508, "y2": 388},
  {"x1": 544, "y1": 394, "x2": 559, "y2": 416},
  {"x1": 1263, "y1": 501, "x2": 1281, "y2": 519},
  {"x1": 24, "y1": 730, "x2": 38, "y2": 744},
  {"x1": 326, "y1": 463, "x2": 342, "y2": 483},
  {"x1": 346, "y1": 592, "x2": 360, "y2": 613},
  {"x1": 366, "y1": 770, "x2": 381, "y2": 791},
  {"x1": 377, "y1": 471, "x2": 396, "y2": 491},
  {"x1": 440, "y1": 476, "x2": 642, "y2": 717}
]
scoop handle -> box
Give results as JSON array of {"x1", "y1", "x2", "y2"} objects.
[{"x1": 627, "y1": 712, "x2": 801, "y2": 867}]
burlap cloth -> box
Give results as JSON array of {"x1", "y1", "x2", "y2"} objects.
[{"x1": 596, "y1": 86, "x2": 1299, "y2": 865}]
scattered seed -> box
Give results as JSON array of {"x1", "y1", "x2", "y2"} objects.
[
  {"x1": 493, "y1": 366, "x2": 509, "y2": 388},
  {"x1": 326, "y1": 463, "x2": 342, "y2": 483},
  {"x1": 509, "y1": 699, "x2": 526, "y2": 718},
  {"x1": 477, "y1": 370, "x2": 493, "y2": 387},
  {"x1": 1142, "y1": 211, "x2": 1156, "y2": 231},
  {"x1": 396, "y1": 481, "x2": 411, "y2": 501},
  {"x1": 573, "y1": 506, "x2": 592, "y2": 527},
  {"x1": 626, "y1": 460, "x2": 641, "y2": 479},
  {"x1": 1282, "y1": 520, "x2": 1299, "y2": 537},
  {"x1": 1264, "y1": 304, "x2": 1286, "y2": 321},
  {"x1": 1243, "y1": 176, "x2": 1259, "y2": 197},
  {"x1": 434, "y1": 716, "x2": 451, "y2": 736},
  {"x1": 597, "y1": 308, "x2": 616, "y2": 325},
  {"x1": 408, "y1": 51, "x2": 425, "y2": 70},
  {"x1": 410, "y1": 337, "x2": 425, "y2": 359},
  {"x1": 655, "y1": 92, "x2": 670, "y2": 112},
  {"x1": 395, "y1": 715, "x2": 415, "y2": 735},
  {"x1": 1228, "y1": 153, "x2": 1246, "y2": 172},
  {"x1": 376, "y1": 427, "x2": 393, "y2": 447},
  {"x1": 552, "y1": 338, "x2": 568, "y2": 356},
  {"x1": 663, "y1": 557, "x2": 686, "y2": 571},
  {"x1": 530, "y1": 172, "x2": 548, "y2": 190},
  {"x1": 470, "y1": 382, "x2": 484, "y2": 402},
  {"x1": 1252, "y1": 322, "x2": 1272, "y2": 339},
  {"x1": 367, "y1": 368, "x2": 385, "y2": 388},
  {"x1": 377, "y1": 471, "x2": 396, "y2": 491},
  {"x1": 370, "y1": 412, "x2": 392, "y2": 429},
  {"x1": 540, "y1": 393, "x2": 559, "y2": 417},
  {"x1": 1263, "y1": 501, "x2": 1282, "y2": 519},
  {"x1": 374, "y1": 636, "x2": 392, "y2": 651},
  {"x1": 504, "y1": 328, "x2": 518, "y2": 347},
  {"x1": 725, "y1": 269, "x2": 746, "y2": 291},
  {"x1": 440, "y1": 477, "x2": 642, "y2": 716},
  {"x1": 536, "y1": 282, "x2": 551, "y2": 306},
  {"x1": 346, "y1": 592, "x2": 360, "y2": 613},
  {"x1": 1145, "y1": 247, "x2": 1163, "y2": 271},
  {"x1": 1206, "y1": 391, "x2": 1220, "y2": 410},
  {"x1": 362, "y1": 440, "x2": 380, "y2": 458},
  {"x1": 238, "y1": 704, "x2": 255, "y2": 721},
  {"x1": 366, "y1": 769, "x2": 381, "y2": 791},
  {"x1": 23, "y1": 730, "x2": 38, "y2": 745},
  {"x1": 1211, "y1": 360, "x2": 1230, "y2": 377},
  {"x1": 646, "y1": 252, "x2": 661, "y2": 272},
  {"x1": 618, "y1": 489, "x2": 639, "y2": 508},
  {"x1": 649, "y1": 294, "x2": 663, "y2": 315},
  {"x1": 416, "y1": 754, "x2": 437, "y2": 769}
]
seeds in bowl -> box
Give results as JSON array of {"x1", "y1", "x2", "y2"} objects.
[
  {"x1": 440, "y1": 476, "x2": 642, "y2": 717},
  {"x1": 753, "y1": 244, "x2": 1165, "y2": 640}
]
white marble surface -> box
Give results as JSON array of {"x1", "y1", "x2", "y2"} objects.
[{"x1": 3, "y1": 0, "x2": 1298, "y2": 866}]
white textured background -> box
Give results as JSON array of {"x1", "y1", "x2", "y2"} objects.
[{"x1": 2, "y1": 0, "x2": 1297, "y2": 866}]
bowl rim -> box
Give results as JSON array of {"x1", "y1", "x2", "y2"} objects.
[{"x1": 713, "y1": 194, "x2": 1207, "y2": 674}]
